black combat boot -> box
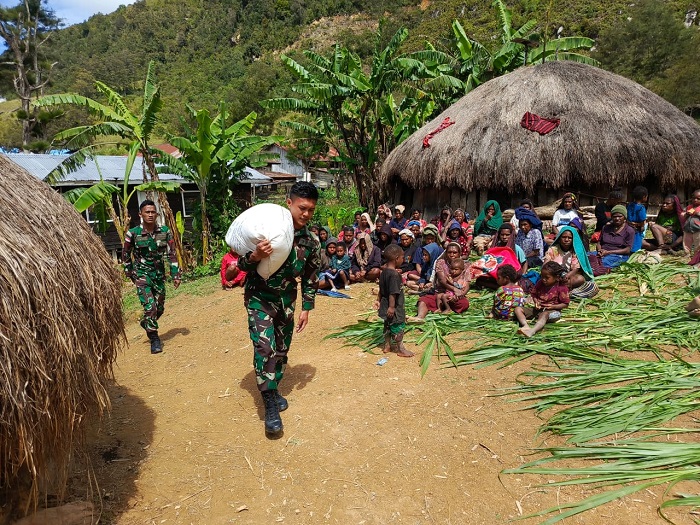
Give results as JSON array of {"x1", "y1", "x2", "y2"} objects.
[
  {"x1": 149, "y1": 332, "x2": 163, "y2": 354},
  {"x1": 273, "y1": 390, "x2": 288, "y2": 411},
  {"x1": 261, "y1": 390, "x2": 283, "y2": 435}
]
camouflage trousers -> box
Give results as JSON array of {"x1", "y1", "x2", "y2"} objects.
[
  {"x1": 245, "y1": 297, "x2": 295, "y2": 392},
  {"x1": 135, "y1": 275, "x2": 166, "y2": 334}
]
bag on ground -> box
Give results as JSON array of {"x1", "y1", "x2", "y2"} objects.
[{"x1": 225, "y1": 203, "x2": 295, "y2": 279}]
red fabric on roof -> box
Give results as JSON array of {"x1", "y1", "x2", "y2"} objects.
[{"x1": 520, "y1": 112, "x2": 560, "y2": 135}]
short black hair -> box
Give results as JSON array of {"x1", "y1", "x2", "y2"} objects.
[
  {"x1": 632, "y1": 185, "x2": 648, "y2": 200},
  {"x1": 140, "y1": 199, "x2": 156, "y2": 210},
  {"x1": 541, "y1": 261, "x2": 566, "y2": 281},
  {"x1": 336, "y1": 241, "x2": 347, "y2": 250},
  {"x1": 496, "y1": 264, "x2": 518, "y2": 282},
  {"x1": 376, "y1": 218, "x2": 386, "y2": 226},
  {"x1": 289, "y1": 181, "x2": 319, "y2": 201},
  {"x1": 343, "y1": 226, "x2": 355, "y2": 234},
  {"x1": 383, "y1": 243, "x2": 403, "y2": 262}
]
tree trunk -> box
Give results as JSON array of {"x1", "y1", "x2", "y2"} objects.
[{"x1": 200, "y1": 188, "x2": 211, "y2": 264}]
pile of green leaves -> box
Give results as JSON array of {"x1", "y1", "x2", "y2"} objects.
[{"x1": 329, "y1": 261, "x2": 700, "y2": 522}]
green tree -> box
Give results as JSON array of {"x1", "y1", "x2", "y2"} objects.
[
  {"x1": 262, "y1": 25, "x2": 436, "y2": 211},
  {"x1": 595, "y1": 0, "x2": 690, "y2": 84},
  {"x1": 0, "y1": 0, "x2": 62, "y2": 148},
  {"x1": 167, "y1": 105, "x2": 281, "y2": 264},
  {"x1": 35, "y1": 61, "x2": 188, "y2": 265}
]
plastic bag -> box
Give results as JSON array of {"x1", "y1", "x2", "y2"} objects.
[{"x1": 225, "y1": 203, "x2": 294, "y2": 279}]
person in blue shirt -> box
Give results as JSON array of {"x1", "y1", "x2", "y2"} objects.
[{"x1": 626, "y1": 186, "x2": 648, "y2": 253}]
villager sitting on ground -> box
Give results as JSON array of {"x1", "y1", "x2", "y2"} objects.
[
  {"x1": 515, "y1": 261, "x2": 570, "y2": 338},
  {"x1": 410, "y1": 208, "x2": 428, "y2": 229},
  {"x1": 349, "y1": 232, "x2": 381, "y2": 283},
  {"x1": 408, "y1": 242, "x2": 469, "y2": 321},
  {"x1": 593, "y1": 205, "x2": 635, "y2": 268},
  {"x1": 510, "y1": 199, "x2": 537, "y2": 229},
  {"x1": 490, "y1": 264, "x2": 525, "y2": 321},
  {"x1": 551, "y1": 192, "x2": 582, "y2": 236},
  {"x1": 405, "y1": 241, "x2": 443, "y2": 294},
  {"x1": 397, "y1": 228, "x2": 421, "y2": 284},
  {"x1": 341, "y1": 226, "x2": 358, "y2": 257},
  {"x1": 647, "y1": 194, "x2": 685, "y2": 253},
  {"x1": 473, "y1": 200, "x2": 503, "y2": 255},
  {"x1": 444, "y1": 219, "x2": 472, "y2": 257},
  {"x1": 593, "y1": 188, "x2": 624, "y2": 242},
  {"x1": 323, "y1": 241, "x2": 351, "y2": 291},
  {"x1": 375, "y1": 203, "x2": 393, "y2": 228},
  {"x1": 435, "y1": 257, "x2": 469, "y2": 313},
  {"x1": 544, "y1": 226, "x2": 598, "y2": 299},
  {"x1": 355, "y1": 212, "x2": 374, "y2": 237},
  {"x1": 318, "y1": 226, "x2": 331, "y2": 249},
  {"x1": 375, "y1": 243, "x2": 414, "y2": 357},
  {"x1": 472, "y1": 223, "x2": 527, "y2": 290},
  {"x1": 421, "y1": 224, "x2": 440, "y2": 247},
  {"x1": 684, "y1": 190, "x2": 700, "y2": 255},
  {"x1": 626, "y1": 185, "x2": 648, "y2": 253},
  {"x1": 432, "y1": 206, "x2": 453, "y2": 241},
  {"x1": 375, "y1": 222, "x2": 394, "y2": 251},
  {"x1": 389, "y1": 205, "x2": 408, "y2": 238},
  {"x1": 407, "y1": 220, "x2": 423, "y2": 248},
  {"x1": 221, "y1": 248, "x2": 247, "y2": 289},
  {"x1": 317, "y1": 238, "x2": 337, "y2": 290},
  {"x1": 370, "y1": 217, "x2": 386, "y2": 246},
  {"x1": 514, "y1": 212, "x2": 544, "y2": 268}
]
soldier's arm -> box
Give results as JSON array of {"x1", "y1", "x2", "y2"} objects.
[
  {"x1": 122, "y1": 230, "x2": 135, "y2": 280},
  {"x1": 165, "y1": 230, "x2": 181, "y2": 281},
  {"x1": 301, "y1": 241, "x2": 321, "y2": 311}
]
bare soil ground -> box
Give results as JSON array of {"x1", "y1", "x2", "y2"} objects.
[{"x1": 67, "y1": 280, "x2": 684, "y2": 525}]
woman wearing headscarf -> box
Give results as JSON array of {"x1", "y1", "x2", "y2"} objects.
[
  {"x1": 405, "y1": 240, "x2": 443, "y2": 294},
  {"x1": 355, "y1": 212, "x2": 375, "y2": 237},
  {"x1": 595, "y1": 204, "x2": 635, "y2": 268},
  {"x1": 397, "y1": 228, "x2": 420, "y2": 284},
  {"x1": 471, "y1": 223, "x2": 527, "y2": 289},
  {"x1": 375, "y1": 222, "x2": 394, "y2": 251},
  {"x1": 544, "y1": 226, "x2": 598, "y2": 299},
  {"x1": 432, "y1": 206, "x2": 453, "y2": 241},
  {"x1": 510, "y1": 199, "x2": 536, "y2": 229},
  {"x1": 350, "y1": 232, "x2": 381, "y2": 283},
  {"x1": 515, "y1": 211, "x2": 544, "y2": 268},
  {"x1": 318, "y1": 226, "x2": 331, "y2": 249},
  {"x1": 473, "y1": 200, "x2": 503, "y2": 255}
]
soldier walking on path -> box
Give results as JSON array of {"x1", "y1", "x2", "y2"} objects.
[
  {"x1": 123, "y1": 199, "x2": 181, "y2": 354},
  {"x1": 238, "y1": 182, "x2": 320, "y2": 436}
]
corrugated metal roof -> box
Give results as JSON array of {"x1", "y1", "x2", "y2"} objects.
[{"x1": 3, "y1": 154, "x2": 273, "y2": 186}]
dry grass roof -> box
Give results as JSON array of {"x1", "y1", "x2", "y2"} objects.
[
  {"x1": 382, "y1": 61, "x2": 700, "y2": 192},
  {"x1": 0, "y1": 154, "x2": 124, "y2": 510}
]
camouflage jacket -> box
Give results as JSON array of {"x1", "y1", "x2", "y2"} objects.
[
  {"x1": 123, "y1": 225, "x2": 180, "y2": 280},
  {"x1": 239, "y1": 226, "x2": 320, "y2": 311}
]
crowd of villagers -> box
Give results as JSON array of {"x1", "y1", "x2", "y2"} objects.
[{"x1": 221, "y1": 187, "x2": 700, "y2": 338}]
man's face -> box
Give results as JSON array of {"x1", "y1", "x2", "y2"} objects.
[
  {"x1": 140, "y1": 205, "x2": 158, "y2": 227},
  {"x1": 287, "y1": 196, "x2": 316, "y2": 230},
  {"x1": 344, "y1": 230, "x2": 354, "y2": 243}
]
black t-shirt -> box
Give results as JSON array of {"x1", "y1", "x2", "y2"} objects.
[
  {"x1": 378, "y1": 268, "x2": 405, "y2": 324},
  {"x1": 594, "y1": 202, "x2": 612, "y2": 232},
  {"x1": 400, "y1": 244, "x2": 419, "y2": 272}
]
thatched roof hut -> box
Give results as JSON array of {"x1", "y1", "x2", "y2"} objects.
[
  {"x1": 0, "y1": 155, "x2": 124, "y2": 517},
  {"x1": 382, "y1": 61, "x2": 700, "y2": 218}
]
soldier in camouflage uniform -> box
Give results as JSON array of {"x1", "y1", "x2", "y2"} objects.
[
  {"x1": 123, "y1": 199, "x2": 181, "y2": 354},
  {"x1": 238, "y1": 182, "x2": 320, "y2": 436}
]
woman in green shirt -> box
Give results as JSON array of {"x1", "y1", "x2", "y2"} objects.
[{"x1": 649, "y1": 194, "x2": 684, "y2": 252}]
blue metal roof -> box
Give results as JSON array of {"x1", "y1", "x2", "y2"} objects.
[{"x1": 3, "y1": 154, "x2": 273, "y2": 186}]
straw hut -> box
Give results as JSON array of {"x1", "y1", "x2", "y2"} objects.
[
  {"x1": 0, "y1": 156, "x2": 124, "y2": 519},
  {"x1": 381, "y1": 61, "x2": 700, "y2": 219}
]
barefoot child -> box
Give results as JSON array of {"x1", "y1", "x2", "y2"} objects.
[
  {"x1": 375, "y1": 244, "x2": 414, "y2": 357},
  {"x1": 516, "y1": 261, "x2": 569, "y2": 337},
  {"x1": 491, "y1": 264, "x2": 525, "y2": 320},
  {"x1": 436, "y1": 257, "x2": 467, "y2": 312}
]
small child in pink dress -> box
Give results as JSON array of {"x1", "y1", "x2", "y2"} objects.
[{"x1": 221, "y1": 249, "x2": 247, "y2": 289}]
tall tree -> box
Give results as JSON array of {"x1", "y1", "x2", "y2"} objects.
[
  {"x1": 167, "y1": 105, "x2": 281, "y2": 264},
  {"x1": 263, "y1": 25, "x2": 436, "y2": 211},
  {"x1": 35, "y1": 61, "x2": 188, "y2": 266},
  {"x1": 0, "y1": 0, "x2": 61, "y2": 148}
]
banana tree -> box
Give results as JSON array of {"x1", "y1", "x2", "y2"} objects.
[
  {"x1": 167, "y1": 104, "x2": 281, "y2": 264},
  {"x1": 34, "y1": 61, "x2": 189, "y2": 266},
  {"x1": 263, "y1": 25, "x2": 438, "y2": 212}
]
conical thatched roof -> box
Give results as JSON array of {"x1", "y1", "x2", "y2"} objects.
[
  {"x1": 0, "y1": 155, "x2": 124, "y2": 512},
  {"x1": 382, "y1": 61, "x2": 700, "y2": 192}
]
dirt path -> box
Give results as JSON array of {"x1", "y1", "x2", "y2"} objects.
[{"x1": 72, "y1": 281, "x2": 667, "y2": 525}]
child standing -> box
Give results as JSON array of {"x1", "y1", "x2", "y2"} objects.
[
  {"x1": 375, "y1": 244, "x2": 414, "y2": 357},
  {"x1": 626, "y1": 186, "x2": 648, "y2": 253},
  {"x1": 516, "y1": 261, "x2": 569, "y2": 337},
  {"x1": 491, "y1": 264, "x2": 525, "y2": 320}
]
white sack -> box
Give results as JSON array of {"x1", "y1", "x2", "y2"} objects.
[{"x1": 225, "y1": 203, "x2": 295, "y2": 279}]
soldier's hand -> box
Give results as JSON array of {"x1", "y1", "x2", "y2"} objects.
[
  {"x1": 296, "y1": 310, "x2": 310, "y2": 333},
  {"x1": 250, "y1": 239, "x2": 273, "y2": 262}
]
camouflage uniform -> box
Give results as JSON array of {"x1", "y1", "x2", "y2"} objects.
[
  {"x1": 122, "y1": 224, "x2": 180, "y2": 334},
  {"x1": 238, "y1": 227, "x2": 320, "y2": 392}
]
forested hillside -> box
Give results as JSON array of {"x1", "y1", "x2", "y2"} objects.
[{"x1": 0, "y1": 0, "x2": 697, "y2": 146}]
